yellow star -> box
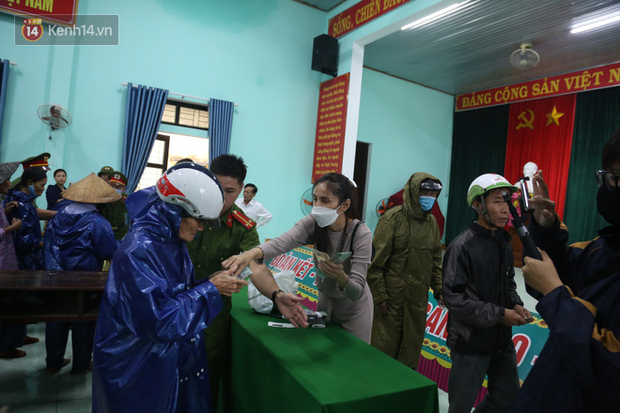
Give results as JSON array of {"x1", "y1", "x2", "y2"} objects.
[{"x1": 546, "y1": 106, "x2": 564, "y2": 126}]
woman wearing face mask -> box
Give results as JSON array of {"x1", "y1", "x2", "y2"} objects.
[
  {"x1": 3, "y1": 167, "x2": 48, "y2": 270},
  {"x1": 45, "y1": 168, "x2": 67, "y2": 210},
  {"x1": 224, "y1": 173, "x2": 374, "y2": 342},
  {"x1": 511, "y1": 131, "x2": 620, "y2": 413}
]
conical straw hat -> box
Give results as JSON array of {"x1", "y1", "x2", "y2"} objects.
[
  {"x1": 0, "y1": 161, "x2": 19, "y2": 184},
  {"x1": 62, "y1": 173, "x2": 122, "y2": 204}
]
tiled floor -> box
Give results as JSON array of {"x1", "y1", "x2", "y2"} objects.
[
  {"x1": 0, "y1": 323, "x2": 92, "y2": 412},
  {"x1": 0, "y1": 268, "x2": 534, "y2": 413}
]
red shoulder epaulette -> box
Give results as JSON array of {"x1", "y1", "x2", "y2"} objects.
[{"x1": 231, "y1": 210, "x2": 256, "y2": 230}]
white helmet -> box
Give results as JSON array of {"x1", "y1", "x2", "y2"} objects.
[
  {"x1": 467, "y1": 173, "x2": 516, "y2": 208},
  {"x1": 467, "y1": 173, "x2": 516, "y2": 226},
  {"x1": 156, "y1": 163, "x2": 224, "y2": 221}
]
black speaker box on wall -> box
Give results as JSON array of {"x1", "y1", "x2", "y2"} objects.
[{"x1": 312, "y1": 34, "x2": 338, "y2": 77}]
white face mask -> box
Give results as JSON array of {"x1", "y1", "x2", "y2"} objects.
[{"x1": 311, "y1": 204, "x2": 342, "y2": 228}]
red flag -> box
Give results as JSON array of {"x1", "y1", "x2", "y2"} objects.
[{"x1": 504, "y1": 95, "x2": 576, "y2": 219}]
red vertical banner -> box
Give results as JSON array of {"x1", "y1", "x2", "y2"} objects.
[
  {"x1": 312, "y1": 73, "x2": 349, "y2": 183},
  {"x1": 504, "y1": 95, "x2": 576, "y2": 219},
  {"x1": 0, "y1": 0, "x2": 80, "y2": 26}
]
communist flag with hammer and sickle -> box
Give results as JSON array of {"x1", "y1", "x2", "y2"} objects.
[{"x1": 504, "y1": 94, "x2": 576, "y2": 219}]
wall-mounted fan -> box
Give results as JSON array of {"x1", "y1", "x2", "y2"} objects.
[
  {"x1": 510, "y1": 43, "x2": 540, "y2": 70},
  {"x1": 37, "y1": 103, "x2": 72, "y2": 139},
  {"x1": 300, "y1": 187, "x2": 313, "y2": 215},
  {"x1": 375, "y1": 197, "x2": 393, "y2": 218}
]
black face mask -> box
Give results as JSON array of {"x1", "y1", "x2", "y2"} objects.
[{"x1": 596, "y1": 185, "x2": 620, "y2": 226}]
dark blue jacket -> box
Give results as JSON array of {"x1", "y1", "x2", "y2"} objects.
[
  {"x1": 92, "y1": 187, "x2": 223, "y2": 413},
  {"x1": 44, "y1": 202, "x2": 116, "y2": 271},
  {"x1": 512, "y1": 221, "x2": 620, "y2": 412},
  {"x1": 3, "y1": 189, "x2": 44, "y2": 270}
]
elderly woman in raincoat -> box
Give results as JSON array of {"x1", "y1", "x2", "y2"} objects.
[
  {"x1": 92, "y1": 163, "x2": 248, "y2": 413},
  {"x1": 367, "y1": 172, "x2": 444, "y2": 370},
  {"x1": 44, "y1": 173, "x2": 119, "y2": 374}
]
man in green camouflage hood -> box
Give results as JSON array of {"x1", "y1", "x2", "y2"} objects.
[{"x1": 368, "y1": 172, "x2": 443, "y2": 369}]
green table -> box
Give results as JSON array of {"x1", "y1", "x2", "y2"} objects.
[{"x1": 225, "y1": 290, "x2": 439, "y2": 413}]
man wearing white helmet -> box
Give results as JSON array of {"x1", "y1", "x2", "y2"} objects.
[
  {"x1": 442, "y1": 173, "x2": 532, "y2": 413},
  {"x1": 92, "y1": 163, "x2": 248, "y2": 413}
]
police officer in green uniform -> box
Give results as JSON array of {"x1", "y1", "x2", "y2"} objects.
[
  {"x1": 97, "y1": 166, "x2": 114, "y2": 182},
  {"x1": 98, "y1": 171, "x2": 130, "y2": 240},
  {"x1": 186, "y1": 154, "x2": 307, "y2": 407},
  {"x1": 12, "y1": 153, "x2": 56, "y2": 221}
]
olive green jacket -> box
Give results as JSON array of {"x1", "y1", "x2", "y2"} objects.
[
  {"x1": 185, "y1": 204, "x2": 260, "y2": 390},
  {"x1": 368, "y1": 172, "x2": 443, "y2": 369},
  {"x1": 98, "y1": 192, "x2": 130, "y2": 241},
  {"x1": 186, "y1": 204, "x2": 259, "y2": 281}
]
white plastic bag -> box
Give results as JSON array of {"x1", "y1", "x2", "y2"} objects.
[{"x1": 248, "y1": 270, "x2": 298, "y2": 314}]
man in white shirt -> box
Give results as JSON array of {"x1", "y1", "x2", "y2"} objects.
[{"x1": 234, "y1": 183, "x2": 272, "y2": 227}]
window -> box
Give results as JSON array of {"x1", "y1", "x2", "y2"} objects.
[
  {"x1": 136, "y1": 135, "x2": 169, "y2": 191},
  {"x1": 135, "y1": 132, "x2": 210, "y2": 191},
  {"x1": 161, "y1": 99, "x2": 209, "y2": 130},
  {"x1": 135, "y1": 97, "x2": 210, "y2": 191}
]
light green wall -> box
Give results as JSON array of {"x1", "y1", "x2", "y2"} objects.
[
  {"x1": 358, "y1": 68, "x2": 454, "y2": 233},
  {"x1": 0, "y1": 0, "x2": 455, "y2": 241},
  {"x1": 327, "y1": 0, "x2": 454, "y2": 234},
  {"x1": 0, "y1": 0, "x2": 326, "y2": 240}
]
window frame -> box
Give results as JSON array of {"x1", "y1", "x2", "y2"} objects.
[
  {"x1": 161, "y1": 98, "x2": 209, "y2": 131},
  {"x1": 146, "y1": 133, "x2": 171, "y2": 175}
]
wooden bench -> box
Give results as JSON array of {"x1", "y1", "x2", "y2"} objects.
[{"x1": 0, "y1": 270, "x2": 107, "y2": 323}]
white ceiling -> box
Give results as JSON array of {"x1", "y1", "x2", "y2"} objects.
[
  {"x1": 293, "y1": 0, "x2": 345, "y2": 11},
  {"x1": 297, "y1": 0, "x2": 620, "y2": 96}
]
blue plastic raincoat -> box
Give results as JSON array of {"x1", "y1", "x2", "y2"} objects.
[
  {"x1": 44, "y1": 202, "x2": 117, "y2": 271},
  {"x1": 92, "y1": 187, "x2": 224, "y2": 413},
  {"x1": 3, "y1": 189, "x2": 44, "y2": 270}
]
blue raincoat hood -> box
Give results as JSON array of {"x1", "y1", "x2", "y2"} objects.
[
  {"x1": 126, "y1": 186, "x2": 183, "y2": 241},
  {"x1": 44, "y1": 201, "x2": 116, "y2": 271}
]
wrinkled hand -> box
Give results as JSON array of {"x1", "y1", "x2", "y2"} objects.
[
  {"x1": 530, "y1": 171, "x2": 557, "y2": 228},
  {"x1": 275, "y1": 293, "x2": 308, "y2": 328},
  {"x1": 4, "y1": 201, "x2": 18, "y2": 215},
  {"x1": 513, "y1": 304, "x2": 533, "y2": 322},
  {"x1": 522, "y1": 249, "x2": 563, "y2": 296},
  {"x1": 318, "y1": 260, "x2": 348, "y2": 287},
  {"x1": 222, "y1": 248, "x2": 261, "y2": 277},
  {"x1": 502, "y1": 308, "x2": 526, "y2": 326},
  {"x1": 209, "y1": 270, "x2": 248, "y2": 296}
]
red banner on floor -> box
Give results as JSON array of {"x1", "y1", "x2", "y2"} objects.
[
  {"x1": 419, "y1": 292, "x2": 549, "y2": 395},
  {"x1": 503, "y1": 95, "x2": 576, "y2": 219}
]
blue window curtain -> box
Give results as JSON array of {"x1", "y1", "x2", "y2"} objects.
[
  {"x1": 0, "y1": 59, "x2": 10, "y2": 148},
  {"x1": 122, "y1": 83, "x2": 169, "y2": 193},
  {"x1": 208, "y1": 98, "x2": 234, "y2": 163}
]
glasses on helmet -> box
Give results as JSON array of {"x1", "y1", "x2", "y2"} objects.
[
  {"x1": 420, "y1": 181, "x2": 442, "y2": 191},
  {"x1": 595, "y1": 170, "x2": 620, "y2": 192}
]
